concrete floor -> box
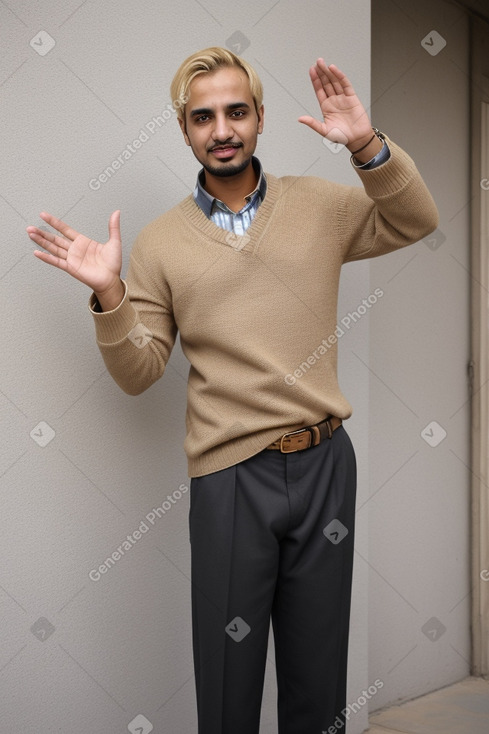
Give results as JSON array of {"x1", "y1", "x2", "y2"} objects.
[{"x1": 365, "y1": 676, "x2": 489, "y2": 734}]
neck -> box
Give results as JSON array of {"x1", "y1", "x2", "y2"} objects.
[{"x1": 202, "y1": 160, "x2": 258, "y2": 213}]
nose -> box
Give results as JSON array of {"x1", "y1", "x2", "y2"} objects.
[{"x1": 212, "y1": 113, "x2": 233, "y2": 142}]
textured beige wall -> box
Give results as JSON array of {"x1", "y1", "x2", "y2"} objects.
[{"x1": 1, "y1": 1, "x2": 372, "y2": 732}]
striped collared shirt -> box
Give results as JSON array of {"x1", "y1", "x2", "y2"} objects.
[{"x1": 193, "y1": 156, "x2": 267, "y2": 236}]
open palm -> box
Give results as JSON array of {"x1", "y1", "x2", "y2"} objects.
[
  {"x1": 298, "y1": 60, "x2": 372, "y2": 146},
  {"x1": 27, "y1": 210, "x2": 122, "y2": 295}
]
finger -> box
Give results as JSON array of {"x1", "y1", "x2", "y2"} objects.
[
  {"x1": 315, "y1": 59, "x2": 344, "y2": 97},
  {"x1": 329, "y1": 64, "x2": 356, "y2": 96},
  {"x1": 33, "y1": 248, "x2": 70, "y2": 271},
  {"x1": 108, "y1": 210, "x2": 121, "y2": 243},
  {"x1": 310, "y1": 62, "x2": 335, "y2": 100},
  {"x1": 318, "y1": 61, "x2": 356, "y2": 96},
  {"x1": 39, "y1": 211, "x2": 80, "y2": 241},
  {"x1": 308, "y1": 65, "x2": 328, "y2": 107},
  {"x1": 27, "y1": 228, "x2": 70, "y2": 257}
]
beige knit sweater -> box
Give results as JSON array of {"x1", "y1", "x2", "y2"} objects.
[{"x1": 89, "y1": 138, "x2": 438, "y2": 477}]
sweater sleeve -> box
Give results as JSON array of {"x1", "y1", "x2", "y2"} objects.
[
  {"x1": 88, "y1": 231, "x2": 178, "y2": 396},
  {"x1": 338, "y1": 137, "x2": 439, "y2": 262}
]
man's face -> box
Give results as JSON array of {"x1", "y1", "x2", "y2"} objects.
[{"x1": 179, "y1": 66, "x2": 264, "y2": 178}]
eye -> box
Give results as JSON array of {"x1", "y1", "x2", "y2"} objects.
[
  {"x1": 195, "y1": 114, "x2": 210, "y2": 123},
  {"x1": 231, "y1": 110, "x2": 245, "y2": 118}
]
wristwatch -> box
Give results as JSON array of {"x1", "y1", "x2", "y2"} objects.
[
  {"x1": 372, "y1": 127, "x2": 386, "y2": 143},
  {"x1": 350, "y1": 127, "x2": 388, "y2": 169}
]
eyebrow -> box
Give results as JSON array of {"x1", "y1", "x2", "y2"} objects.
[{"x1": 189, "y1": 102, "x2": 251, "y2": 118}]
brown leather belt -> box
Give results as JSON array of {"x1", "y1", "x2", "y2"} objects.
[{"x1": 266, "y1": 416, "x2": 342, "y2": 453}]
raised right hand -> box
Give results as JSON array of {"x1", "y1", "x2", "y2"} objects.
[{"x1": 27, "y1": 210, "x2": 123, "y2": 302}]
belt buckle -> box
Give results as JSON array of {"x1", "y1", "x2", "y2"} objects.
[{"x1": 279, "y1": 427, "x2": 312, "y2": 453}]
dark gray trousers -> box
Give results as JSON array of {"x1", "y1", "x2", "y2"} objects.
[{"x1": 189, "y1": 425, "x2": 357, "y2": 734}]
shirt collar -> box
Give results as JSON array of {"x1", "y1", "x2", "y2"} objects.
[{"x1": 193, "y1": 156, "x2": 267, "y2": 218}]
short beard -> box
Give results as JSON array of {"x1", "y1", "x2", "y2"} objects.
[{"x1": 202, "y1": 155, "x2": 252, "y2": 178}]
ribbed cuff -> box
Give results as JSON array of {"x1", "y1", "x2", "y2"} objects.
[
  {"x1": 352, "y1": 137, "x2": 418, "y2": 197},
  {"x1": 88, "y1": 280, "x2": 138, "y2": 345}
]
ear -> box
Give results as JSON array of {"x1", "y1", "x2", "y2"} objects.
[
  {"x1": 178, "y1": 115, "x2": 191, "y2": 146},
  {"x1": 257, "y1": 105, "x2": 264, "y2": 134}
]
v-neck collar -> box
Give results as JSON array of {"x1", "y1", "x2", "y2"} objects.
[{"x1": 177, "y1": 172, "x2": 280, "y2": 255}]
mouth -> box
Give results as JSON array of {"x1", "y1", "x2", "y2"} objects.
[{"x1": 210, "y1": 144, "x2": 242, "y2": 159}]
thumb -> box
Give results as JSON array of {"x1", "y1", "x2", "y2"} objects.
[
  {"x1": 299, "y1": 118, "x2": 349, "y2": 145},
  {"x1": 298, "y1": 116, "x2": 324, "y2": 136},
  {"x1": 108, "y1": 209, "x2": 121, "y2": 242}
]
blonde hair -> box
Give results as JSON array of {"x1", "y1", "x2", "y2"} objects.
[{"x1": 170, "y1": 46, "x2": 263, "y2": 122}]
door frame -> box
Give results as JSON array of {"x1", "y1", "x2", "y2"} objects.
[{"x1": 470, "y1": 15, "x2": 489, "y2": 677}]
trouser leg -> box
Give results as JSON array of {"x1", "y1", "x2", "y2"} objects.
[
  {"x1": 271, "y1": 426, "x2": 357, "y2": 734},
  {"x1": 189, "y1": 452, "x2": 289, "y2": 734}
]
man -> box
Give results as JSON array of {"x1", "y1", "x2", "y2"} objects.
[{"x1": 27, "y1": 47, "x2": 438, "y2": 734}]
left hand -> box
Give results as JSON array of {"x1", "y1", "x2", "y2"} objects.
[{"x1": 298, "y1": 60, "x2": 373, "y2": 150}]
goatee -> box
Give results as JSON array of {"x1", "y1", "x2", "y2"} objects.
[{"x1": 203, "y1": 156, "x2": 252, "y2": 178}]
